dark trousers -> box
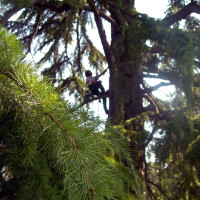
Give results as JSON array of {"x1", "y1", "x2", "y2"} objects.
[{"x1": 89, "y1": 81, "x2": 108, "y2": 114}]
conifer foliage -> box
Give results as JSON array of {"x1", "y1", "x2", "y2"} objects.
[
  {"x1": 1, "y1": 0, "x2": 200, "y2": 199},
  {"x1": 0, "y1": 28, "x2": 141, "y2": 200}
]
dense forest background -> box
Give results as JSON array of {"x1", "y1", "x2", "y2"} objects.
[{"x1": 1, "y1": 0, "x2": 200, "y2": 199}]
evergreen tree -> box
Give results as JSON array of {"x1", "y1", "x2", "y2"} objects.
[
  {"x1": 1, "y1": 0, "x2": 200, "y2": 199},
  {"x1": 0, "y1": 28, "x2": 141, "y2": 200}
]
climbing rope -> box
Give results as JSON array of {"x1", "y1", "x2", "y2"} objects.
[
  {"x1": 30, "y1": 51, "x2": 37, "y2": 64},
  {"x1": 97, "y1": 99, "x2": 100, "y2": 116}
]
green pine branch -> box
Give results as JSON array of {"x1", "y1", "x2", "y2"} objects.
[{"x1": 0, "y1": 27, "x2": 142, "y2": 200}]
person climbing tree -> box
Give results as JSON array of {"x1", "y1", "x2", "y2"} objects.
[{"x1": 85, "y1": 69, "x2": 108, "y2": 114}]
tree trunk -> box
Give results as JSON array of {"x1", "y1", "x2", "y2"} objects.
[{"x1": 109, "y1": 10, "x2": 145, "y2": 177}]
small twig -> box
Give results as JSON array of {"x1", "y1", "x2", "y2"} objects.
[
  {"x1": 28, "y1": 10, "x2": 43, "y2": 52},
  {"x1": 143, "y1": 144, "x2": 157, "y2": 200},
  {"x1": 144, "y1": 125, "x2": 158, "y2": 148},
  {"x1": 142, "y1": 82, "x2": 161, "y2": 115},
  {"x1": 147, "y1": 179, "x2": 170, "y2": 200}
]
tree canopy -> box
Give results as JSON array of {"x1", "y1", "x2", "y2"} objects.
[{"x1": 1, "y1": 0, "x2": 200, "y2": 199}]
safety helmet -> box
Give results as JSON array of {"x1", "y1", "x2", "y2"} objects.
[{"x1": 85, "y1": 70, "x2": 92, "y2": 77}]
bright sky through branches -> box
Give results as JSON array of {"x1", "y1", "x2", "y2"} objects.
[
  {"x1": 135, "y1": 0, "x2": 168, "y2": 19},
  {"x1": 135, "y1": 0, "x2": 175, "y2": 105}
]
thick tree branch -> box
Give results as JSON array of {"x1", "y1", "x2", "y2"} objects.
[
  {"x1": 143, "y1": 70, "x2": 179, "y2": 83},
  {"x1": 143, "y1": 73, "x2": 169, "y2": 80},
  {"x1": 145, "y1": 82, "x2": 172, "y2": 93},
  {"x1": 0, "y1": 7, "x2": 20, "y2": 26},
  {"x1": 87, "y1": 0, "x2": 115, "y2": 69},
  {"x1": 80, "y1": 93, "x2": 109, "y2": 106},
  {"x1": 76, "y1": 12, "x2": 83, "y2": 75},
  {"x1": 163, "y1": 1, "x2": 200, "y2": 26},
  {"x1": 32, "y1": 1, "x2": 117, "y2": 27},
  {"x1": 33, "y1": 1, "x2": 72, "y2": 12},
  {"x1": 84, "y1": 6, "x2": 118, "y2": 27},
  {"x1": 57, "y1": 77, "x2": 75, "y2": 92}
]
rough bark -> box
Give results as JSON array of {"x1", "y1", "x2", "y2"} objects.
[
  {"x1": 108, "y1": 4, "x2": 146, "y2": 175},
  {"x1": 163, "y1": 1, "x2": 200, "y2": 26}
]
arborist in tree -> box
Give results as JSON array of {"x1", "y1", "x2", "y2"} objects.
[{"x1": 85, "y1": 69, "x2": 109, "y2": 114}]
